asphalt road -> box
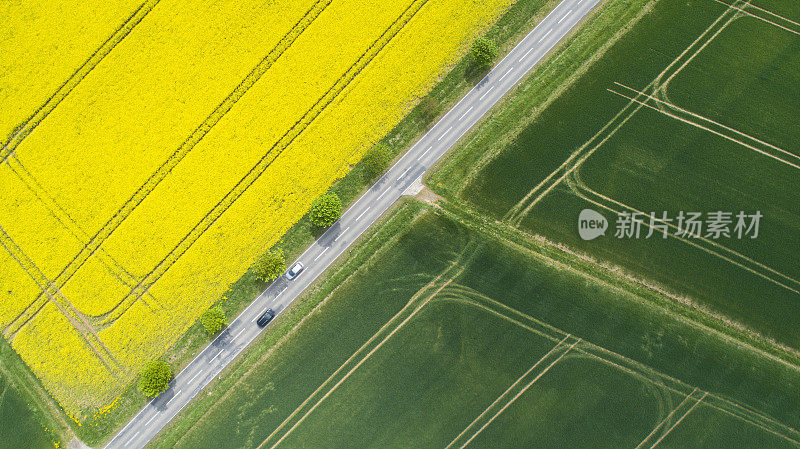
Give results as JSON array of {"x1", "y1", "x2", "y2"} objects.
[{"x1": 105, "y1": 0, "x2": 601, "y2": 446}]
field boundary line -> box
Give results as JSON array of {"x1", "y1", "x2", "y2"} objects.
[
  {"x1": 258, "y1": 242, "x2": 477, "y2": 449},
  {"x1": 656, "y1": 0, "x2": 747, "y2": 94},
  {"x1": 99, "y1": 0, "x2": 433, "y2": 327},
  {"x1": 501, "y1": 86, "x2": 652, "y2": 223},
  {"x1": 0, "y1": 0, "x2": 161, "y2": 164},
  {"x1": 454, "y1": 0, "x2": 660, "y2": 198},
  {"x1": 566, "y1": 173, "x2": 800, "y2": 294},
  {"x1": 509, "y1": 90, "x2": 650, "y2": 225},
  {"x1": 714, "y1": 0, "x2": 800, "y2": 35},
  {"x1": 448, "y1": 294, "x2": 704, "y2": 449},
  {"x1": 428, "y1": 286, "x2": 800, "y2": 446},
  {"x1": 446, "y1": 284, "x2": 800, "y2": 444},
  {"x1": 0, "y1": 343, "x2": 75, "y2": 440},
  {"x1": 608, "y1": 86, "x2": 800, "y2": 170},
  {"x1": 0, "y1": 226, "x2": 123, "y2": 378},
  {"x1": 5, "y1": 0, "x2": 334, "y2": 333},
  {"x1": 616, "y1": 82, "x2": 800, "y2": 162},
  {"x1": 701, "y1": 394, "x2": 800, "y2": 445},
  {"x1": 572, "y1": 345, "x2": 800, "y2": 443},
  {"x1": 439, "y1": 198, "x2": 800, "y2": 374},
  {"x1": 437, "y1": 295, "x2": 563, "y2": 342},
  {"x1": 503, "y1": 0, "x2": 742, "y2": 225},
  {"x1": 648, "y1": 392, "x2": 708, "y2": 448},
  {"x1": 436, "y1": 286, "x2": 566, "y2": 342},
  {"x1": 455, "y1": 339, "x2": 581, "y2": 448},
  {"x1": 441, "y1": 290, "x2": 697, "y2": 397},
  {"x1": 740, "y1": 0, "x2": 800, "y2": 28},
  {"x1": 443, "y1": 335, "x2": 572, "y2": 449},
  {"x1": 167, "y1": 206, "x2": 431, "y2": 449}
]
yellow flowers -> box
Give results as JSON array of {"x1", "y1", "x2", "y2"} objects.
[
  {"x1": 1, "y1": 0, "x2": 515, "y2": 415},
  {"x1": 13, "y1": 303, "x2": 120, "y2": 414},
  {"x1": 0, "y1": 0, "x2": 144, "y2": 141}
]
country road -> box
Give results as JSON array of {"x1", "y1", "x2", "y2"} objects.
[{"x1": 105, "y1": 0, "x2": 601, "y2": 446}]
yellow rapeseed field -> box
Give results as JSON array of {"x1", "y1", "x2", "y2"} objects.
[
  {"x1": 1, "y1": 0, "x2": 515, "y2": 415},
  {"x1": 0, "y1": 0, "x2": 144, "y2": 142}
]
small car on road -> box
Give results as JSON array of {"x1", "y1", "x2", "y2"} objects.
[
  {"x1": 256, "y1": 308, "x2": 276, "y2": 327},
  {"x1": 286, "y1": 262, "x2": 304, "y2": 280}
]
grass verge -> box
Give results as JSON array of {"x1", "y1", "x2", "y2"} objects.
[{"x1": 70, "y1": 0, "x2": 574, "y2": 444}]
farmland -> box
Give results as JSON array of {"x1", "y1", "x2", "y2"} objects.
[
  {"x1": 1, "y1": 0, "x2": 516, "y2": 420},
  {"x1": 0, "y1": 0, "x2": 147, "y2": 143},
  {"x1": 154, "y1": 0, "x2": 800, "y2": 445},
  {"x1": 432, "y1": 0, "x2": 800, "y2": 352},
  {"x1": 153, "y1": 202, "x2": 800, "y2": 448},
  {"x1": 0, "y1": 339, "x2": 64, "y2": 449},
  {"x1": 0, "y1": 372, "x2": 55, "y2": 449}
]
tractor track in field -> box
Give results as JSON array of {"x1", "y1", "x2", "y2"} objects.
[
  {"x1": 0, "y1": 226, "x2": 124, "y2": 378},
  {"x1": 4, "y1": 0, "x2": 334, "y2": 334},
  {"x1": 97, "y1": 0, "x2": 433, "y2": 328},
  {"x1": 0, "y1": 0, "x2": 162, "y2": 165},
  {"x1": 502, "y1": 0, "x2": 743, "y2": 225}
]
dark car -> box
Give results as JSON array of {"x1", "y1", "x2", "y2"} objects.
[{"x1": 256, "y1": 308, "x2": 276, "y2": 327}]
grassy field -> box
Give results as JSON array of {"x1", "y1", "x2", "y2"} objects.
[
  {"x1": 152, "y1": 202, "x2": 800, "y2": 448},
  {"x1": 0, "y1": 0, "x2": 564, "y2": 444},
  {"x1": 0, "y1": 374, "x2": 55, "y2": 449},
  {"x1": 146, "y1": 0, "x2": 800, "y2": 446},
  {"x1": 0, "y1": 339, "x2": 69, "y2": 449},
  {"x1": 431, "y1": 0, "x2": 800, "y2": 352},
  {"x1": 1, "y1": 0, "x2": 517, "y2": 418}
]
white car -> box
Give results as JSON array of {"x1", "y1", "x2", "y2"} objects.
[{"x1": 286, "y1": 262, "x2": 304, "y2": 280}]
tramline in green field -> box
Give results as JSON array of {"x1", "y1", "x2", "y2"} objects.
[
  {"x1": 151, "y1": 0, "x2": 800, "y2": 446},
  {"x1": 434, "y1": 0, "x2": 800, "y2": 350},
  {"x1": 155, "y1": 204, "x2": 800, "y2": 448}
]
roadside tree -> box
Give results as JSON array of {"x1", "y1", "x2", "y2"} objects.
[
  {"x1": 470, "y1": 37, "x2": 498, "y2": 68},
  {"x1": 201, "y1": 305, "x2": 227, "y2": 336},
  {"x1": 309, "y1": 193, "x2": 342, "y2": 228},
  {"x1": 362, "y1": 144, "x2": 392, "y2": 180},
  {"x1": 138, "y1": 360, "x2": 173, "y2": 398},
  {"x1": 255, "y1": 248, "x2": 286, "y2": 282}
]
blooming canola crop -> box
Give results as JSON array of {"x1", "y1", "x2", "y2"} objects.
[
  {"x1": 1, "y1": 0, "x2": 516, "y2": 414},
  {"x1": 0, "y1": 0, "x2": 144, "y2": 142}
]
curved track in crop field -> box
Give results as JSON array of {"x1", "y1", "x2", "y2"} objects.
[
  {"x1": 105, "y1": 0, "x2": 603, "y2": 446},
  {"x1": 3, "y1": 0, "x2": 334, "y2": 338}
]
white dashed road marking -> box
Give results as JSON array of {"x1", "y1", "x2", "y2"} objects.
[
  {"x1": 498, "y1": 67, "x2": 514, "y2": 82},
  {"x1": 313, "y1": 247, "x2": 329, "y2": 261},
  {"x1": 334, "y1": 227, "x2": 350, "y2": 242},
  {"x1": 188, "y1": 370, "x2": 203, "y2": 384},
  {"x1": 518, "y1": 47, "x2": 534, "y2": 62},
  {"x1": 438, "y1": 126, "x2": 453, "y2": 141},
  {"x1": 479, "y1": 86, "x2": 495, "y2": 101},
  {"x1": 124, "y1": 432, "x2": 140, "y2": 447},
  {"x1": 397, "y1": 168, "x2": 411, "y2": 181},
  {"x1": 165, "y1": 391, "x2": 181, "y2": 406}
]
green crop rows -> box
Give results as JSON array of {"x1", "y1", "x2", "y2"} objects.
[
  {"x1": 434, "y1": 0, "x2": 800, "y2": 349},
  {"x1": 156, "y1": 204, "x2": 800, "y2": 447}
]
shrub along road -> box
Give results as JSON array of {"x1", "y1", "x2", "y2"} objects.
[{"x1": 105, "y1": 0, "x2": 602, "y2": 446}]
